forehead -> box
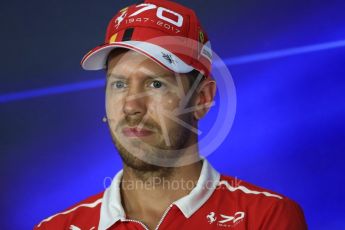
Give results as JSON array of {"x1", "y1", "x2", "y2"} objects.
[{"x1": 106, "y1": 49, "x2": 188, "y2": 83}]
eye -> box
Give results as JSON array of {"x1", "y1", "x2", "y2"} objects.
[
  {"x1": 149, "y1": 80, "x2": 164, "y2": 89},
  {"x1": 111, "y1": 80, "x2": 127, "y2": 89}
]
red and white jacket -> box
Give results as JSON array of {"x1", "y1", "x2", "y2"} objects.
[{"x1": 35, "y1": 159, "x2": 307, "y2": 229}]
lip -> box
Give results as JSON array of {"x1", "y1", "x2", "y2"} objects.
[{"x1": 122, "y1": 127, "x2": 154, "y2": 137}]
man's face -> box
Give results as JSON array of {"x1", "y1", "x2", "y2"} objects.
[{"x1": 105, "y1": 49, "x2": 199, "y2": 171}]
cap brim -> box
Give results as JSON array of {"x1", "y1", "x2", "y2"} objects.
[{"x1": 81, "y1": 41, "x2": 194, "y2": 74}]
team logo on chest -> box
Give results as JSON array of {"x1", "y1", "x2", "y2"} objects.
[{"x1": 206, "y1": 211, "x2": 245, "y2": 227}]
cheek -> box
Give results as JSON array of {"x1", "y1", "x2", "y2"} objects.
[
  {"x1": 106, "y1": 91, "x2": 124, "y2": 123},
  {"x1": 149, "y1": 91, "x2": 181, "y2": 112},
  {"x1": 147, "y1": 91, "x2": 187, "y2": 132}
]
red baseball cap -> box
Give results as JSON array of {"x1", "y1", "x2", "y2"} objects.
[{"x1": 81, "y1": 0, "x2": 212, "y2": 77}]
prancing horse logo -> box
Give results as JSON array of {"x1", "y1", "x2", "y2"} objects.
[
  {"x1": 206, "y1": 212, "x2": 217, "y2": 224},
  {"x1": 114, "y1": 9, "x2": 128, "y2": 28}
]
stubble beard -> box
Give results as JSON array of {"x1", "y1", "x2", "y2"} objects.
[{"x1": 108, "y1": 114, "x2": 196, "y2": 180}]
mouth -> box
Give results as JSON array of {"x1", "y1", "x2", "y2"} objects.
[{"x1": 122, "y1": 127, "x2": 154, "y2": 137}]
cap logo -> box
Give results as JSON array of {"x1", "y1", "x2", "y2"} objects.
[
  {"x1": 161, "y1": 52, "x2": 175, "y2": 65},
  {"x1": 199, "y1": 31, "x2": 205, "y2": 44},
  {"x1": 122, "y1": 3, "x2": 183, "y2": 34},
  {"x1": 114, "y1": 8, "x2": 128, "y2": 28},
  {"x1": 109, "y1": 33, "x2": 118, "y2": 43},
  {"x1": 201, "y1": 41, "x2": 212, "y2": 63},
  {"x1": 130, "y1": 3, "x2": 183, "y2": 27},
  {"x1": 130, "y1": 3, "x2": 156, "y2": 17}
]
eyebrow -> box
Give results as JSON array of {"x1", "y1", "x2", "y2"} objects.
[
  {"x1": 107, "y1": 73, "x2": 177, "y2": 83},
  {"x1": 107, "y1": 74, "x2": 126, "y2": 79}
]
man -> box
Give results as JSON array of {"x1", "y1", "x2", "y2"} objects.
[{"x1": 35, "y1": 0, "x2": 307, "y2": 229}]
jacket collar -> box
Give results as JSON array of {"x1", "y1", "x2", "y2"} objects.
[{"x1": 98, "y1": 158, "x2": 220, "y2": 230}]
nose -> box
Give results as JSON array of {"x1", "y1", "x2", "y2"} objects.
[{"x1": 123, "y1": 87, "x2": 148, "y2": 117}]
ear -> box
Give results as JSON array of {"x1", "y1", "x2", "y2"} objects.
[{"x1": 193, "y1": 79, "x2": 217, "y2": 120}]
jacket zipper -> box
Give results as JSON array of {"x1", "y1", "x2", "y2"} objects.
[
  {"x1": 154, "y1": 204, "x2": 173, "y2": 230},
  {"x1": 120, "y1": 204, "x2": 174, "y2": 230},
  {"x1": 121, "y1": 219, "x2": 149, "y2": 230}
]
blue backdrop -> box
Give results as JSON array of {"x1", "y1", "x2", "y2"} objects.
[{"x1": 1, "y1": 0, "x2": 344, "y2": 229}]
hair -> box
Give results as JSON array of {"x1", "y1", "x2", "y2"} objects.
[{"x1": 186, "y1": 69, "x2": 206, "y2": 89}]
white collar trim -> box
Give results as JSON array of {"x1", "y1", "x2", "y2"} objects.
[{"x1": 98, "y1": 159, "x2": 220, "y2": 230}]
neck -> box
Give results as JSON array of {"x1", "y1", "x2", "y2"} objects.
[{"x1": 120, "y1": 157, "x2": 203, "y2": 219}]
